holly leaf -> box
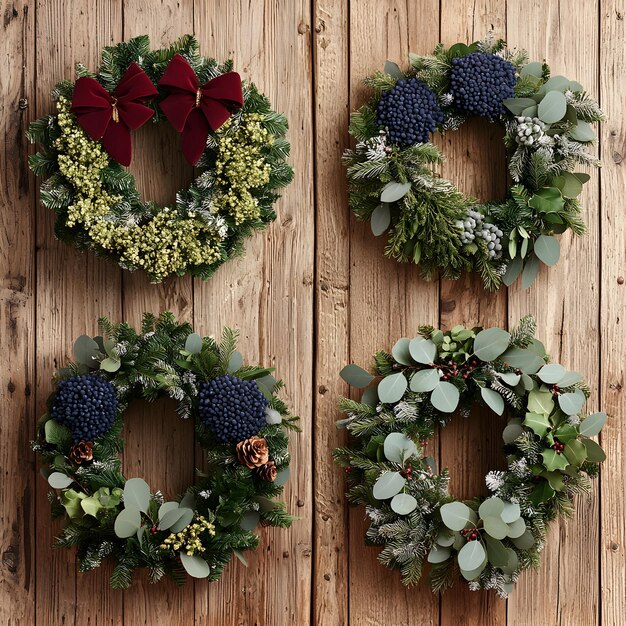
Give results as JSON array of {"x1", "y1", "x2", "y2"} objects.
[{"x1": 541, "y1": 449, "x2": 570, "y2": 472}]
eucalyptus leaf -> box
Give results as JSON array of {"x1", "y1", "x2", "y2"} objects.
[
  {"x1": 440, "y1": 501, "x2": 472, "y2": 531},
  {"x1": 380, "y1": 181, "x2": 411, "y2": 203},
  {"x1": 383, "y1": 432, "x2": 417, "y2": 464},
  {"x1": 558, "y1": 390, "x2": 585, "y2": 415},
  {"x1": 372, "y1": 471, "x2": 406, "y2": 500},
  {"x1": 460, "y1": 558, "x2": 488, "y2": 581},
  {"x1": 408, "y1": 338, "x2": 436, "y2": 364},
  {"x1": 500, "y1": 372, "x2": 521, "y2": 386},
  {"x1": 502, "y1": 346, "x2": 544, "y2": 374},
  {"x1": 473, "y1": 328, "x2": 511, "y2": 362},
  {"x1": 170, "y1": 508, "x2": 194, "y2": 533},
  {"x1": 180, "y1": 553, "x2": 210, "y2": 578},
  {"x1": 502, "y1": 256, "x2": 523, "y2": 286},
  {"x1": 384, "y1": 60, "x2": 404, "y2": 78},
  {"x1": 483, "y1": 516, "x2": 509, "y2": 540},
  {"x1": 377, "y1": 372, "x2": 408, "y2": 404},
  {"x1": 537, "y1": 363, "x2": 566, "y2": 385},
  {"x1": 521, "y1": 253, "x2": 541, "y2": 289},
  {"x1": 430, "y1": 381, "x2": 460, "y2": 413},
  {"x1": 371, "y1": 203, "x2": 391, "y2": 236},
  {"x1": 114, "y1": 506, "x2": 141, "y2": 538},
  {"x1": 100, "y1": 358, "x2": 121, "y2": 373},
  {"x1": 123, "y1": 477, "x2": 151, "y2": 513},
  {"x1": 503, "y1": 97, "x2": 537, "y2": 115},
  {"x1": 564, "y1": 439, "x2": 587, "y2": 466},
  {"x1": 48, "y1": 472, "x2": 73, "y2": 489},
  {"x1": 534, "y1": 235, "x2": 560, "y2": 266},
  {"x1": 570, "y1": 120, "x2": 595, "y2": 142},
  {"x1": 436, "y1": 533, "x2": 455, "y2": 547},
  {"x1": 506, "y1": 517, "x2": 527, "y2": 539},
  {"x1": 427, "y1": 545, "x2": 451, "y2": 564},
  {"x1": 484, "y1": 535, "x2": 510, "y2": 567},
  {"x1": 390, "y1": 493, "x2": 418, "y2": 515},
  {"x1": 552, "y1": 172, "x2": 584, "y2": 198},
  {"x1": 73, "y1": 335, "x2": 101, "y2": 367},
  {"x1": 265, "y1": 407, "x2": 282, "y2": 425},
  {"x1": 159, "y1": 508, "x2": 187, "y2": 531},
  {"x1": 44, "y1": 420, "x2": 71, "y2": 446},
  {"x1": 360, "y1": 387, "x2": 379, "y2": 407},
  {"x1": 502, "y1": 422, "x2": 524, "y2": 444},
  {"x1": 458, "y1": 540, "x2": 486, "y2": 571},
  {"x1": 511, "y1": 530, "x2": 535, "y2": 550},
  {"x1": 478, "y1": 497, "x2": 504, "y2": 519},
  {"x1": 339, "y1": 364, "x2": 374, "y2": 388},
  {"x1": 409, "y1": 368, "x2": 440, "y2": 392},
  {"x1": 579, "y1": 412, "x2": 607, "y2": 437},
  {"x1": 240, "y1": 510, "x2": 260, "y2": 531},
  {"x1": 275, "y1": 467, "x2": 290, "y2": 486},
  {"x1": 538, "y1": 90, "x2": 567, "y2": 123},
  {"x1": 556, "y1": 371, "x2": 583, "y2": 387},
  {"x1": 158, "y1": 501, "x2": 179, "y2": 521},
  {"x1": 185, "y1": 333, "x2": 203, "y2": 354},
  {"x1": 501, "y1": 501, "x2": 521, "y2": 524},
  {"x1": 582, "y1": 439, "x2": 606, "y2": 462},
  {"x1": 520, "y1": 61, "x2": 543, "y2": 78},
  {"x1": 391, "y1": 338, "x2": 413, "y2": 365},
  {"x1": 227, "y1": 351, "x2": 243, "y2": 373},
  {"x1": 481, "y1": 387, "x2": 505, "y2": 416}
]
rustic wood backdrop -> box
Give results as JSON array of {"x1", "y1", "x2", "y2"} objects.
[{"x1": 1, "y1": 0, "x2": 624, "y2": 624}]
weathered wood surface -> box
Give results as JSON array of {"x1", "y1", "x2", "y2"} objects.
[{"x1": 0, "y1": 0, "x2": 623, "y2": 624}]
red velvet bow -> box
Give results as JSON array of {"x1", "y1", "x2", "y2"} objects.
[
  {"x1": 158, "y1": 54, "x2": 244, "y2": 165},
  {"x1": 71, "y1": 63, "x2": 158, "y2": 166}
]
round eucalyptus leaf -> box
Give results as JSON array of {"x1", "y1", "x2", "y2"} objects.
[
  {"x1": 383, "y1": 432, "x2": 417, "y2": 464},
  {"x1": 582, "y1": 439, "x2": 606, "y2": 462},
  {"x1": 275, "y1": 467, "x2": 290, "y2": 486},
  {"x1": 180, "y1": 491, "x2": 196, "y2": 510},
  {"x1": 500, "y1": 372, "x2": 521, "y2": 386},
  {"x1": 480, "y1": 387, "x2": 505, "y2": 416},
  {"x1": 159, "y1": 508, "x2": 187, "y2": 531},
  {"x1": 500, "y1": 501, "x2": 521, "y2": 524},
  {"x1": 570, "y1": 120, "x2": 595, "y2": 142},
  {"x1": 506, "y1": 517, "x2": 527, "y2": 539},
  {"x1": 430, "y1": 381, "x2": 460, "y2": 413},
  {"x1": 440, "y1": 501, "x2": 472, "y2": 531},
  {"x1": 73, "y1": 335, "x2": 101, "y2": 367},
  {"x1": 391, "y1": 338, "x2": 413, "y2": 365},
  {"x1": 579, "y1": 412, "x2": 607, "y2": 437},
  {"x1": 501, "y1": 347, "x2": 544, "y2": 374},
  {"x1": 427, "y1": 545, "x2": 451, "y2": 564},
  {"x1": 340, "y1": 364, "x2": 374, "y2": 389},
  {"x1": 124, "y1": 477, "x2": 151, "y2": 513},
  {"x1": 408, "y1": 338, "x2": 436, "y2": 364},
  {"x1": 409, "y1": 368, "x2": 440, "y2": 393},
  {"x1": 180, "y1": 552, "x2": 210, "y2": 578},
  {"x1": 483, "y1": 516, "x2": 509, "y2": 540},
  {"x1": 538, "y1": 90, "x2": 567, "y2": 123},
  {"x1": 184, "y1": 332, "x2": 203, "y2": 354},
  {"x1": 478, "y1": 497, "x2": 504, "y2": 520},
  {"x1": 100, "y1": 357, "x2": 121, "y2": 373},
  {"x1": 240, "y1": 510, "x2": 260, "y2": 531},
  {"x1": 158, "y1": 501, "x2": 179, "y2": 521},
  {"x1": 473, "y1": 328, "x2": 511, "y2": 362},
  {"x1": 520, "y1": 61, "x2": 543, "y2": 77},
  {"x1": 558, "y1": 390, "x2": 585, "y2": 416},
  {"x1": 380, "y1": 181, "x2": 411, "y2": 203},
  {"x1": 458, "y1": 539, "x2": 486, "y2": 571},
  {"x1": 377, "y1": 372, "x2": 408, "y2": 404},
  {"x1": 372, "y1": 471, "x2": 406, "y2": 500},
  {"x1": 556, "y1": 371, "x2": 583, "y2": 387},
  {"x1": 534, "y1": 235, "x2": 561, "y2": 267},
  {"x1": 390, "y1": 493, "x2": 418, "y2": 515},
  {"x1": 371, "y1": 203, "x2": 391, "y2": 236},
  {"x1": 501, "y1": 548, "x2": 520, "y2": 575},
  {"x1": 502, "y1": 422, "x2": 524, "y2": 444},
  {"x1": 383, "y1": 60, "x2": 404, "y2": 78},
  {"x1": 436, "y1": 532, "x2": 455, "y2": 547},
  {"x1": 511, "y1": 530, "x2": 534, "y2": 550},
  {"x1": 170, "y1": 507, "x2": 194, "y2": 533},
  {"x1": 48, "y1": 472, "x2": 73, "y2": 489},
  {"x1": 460, "y1": 558, "x2": 488, "y2": 581},
  {"x1": 360, "y1": 387, "x2": 379, "y2": 407},
  {"x1": 227, "y1": 351, "x2": 243, "y2": 373},
  {"x1": 484, "y1": 535, "x2": 510, "y2": 567},
  {"x1": 114, "y1": 506, "x2": 141, "y2": 538},
  {"x1": 537, "y1": 363, "x2": 566, "y2": 384}
]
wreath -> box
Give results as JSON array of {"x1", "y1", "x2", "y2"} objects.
[
  {"x1": 334, "y1": 316, "x2": 606, "y2": 596},
  {"x1": 27, "y1": 35, "x2": 293, "y2": 283},
  {"x1": 344, "y1": 34, "x2": 604, "y2": 290},
  {"x1": 32, "y1": 312, "x2": 299, "y2": 588}
]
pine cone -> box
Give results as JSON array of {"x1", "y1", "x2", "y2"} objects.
[
  {"x1": 236, "y1": 436, "x2": 269, "y2": 468},
  {"x1": 69, "y1": 440, "x2": 94, "y2": 465},
  {"x1": 256, "y1": 460, "x2": 277, "y2": 482}
]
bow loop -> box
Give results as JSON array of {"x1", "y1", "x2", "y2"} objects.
[
  {"x1": 71, "y1": 62, "x2": 157, "y2": 166},
  {"x1": 158, "y1": 54, "x2": 243, "y2": 165}
]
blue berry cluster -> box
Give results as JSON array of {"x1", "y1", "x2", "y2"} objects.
[
  {"x1": 51, "y1": 375, "x2": 118, "y2": 442},
  {"x1": 449, "y1": 53, "x2": 516, "y2": 119},
  {"x1": 198, "y1": 374, "x2": 268, "y2": 443},
  {"x1": 376, "y1": 78, "x2": 444, "y2": 146}
]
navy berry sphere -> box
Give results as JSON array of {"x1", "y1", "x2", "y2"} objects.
[
  {"x1": 51, "y1": 374, "x2": 118, "y2": 442},
  {"x1": 376, "y1": 78, "x2": 444, "y2": 146},
  {"x1": 449, "y1": 52, "x2": 516, "y2": 119},
  {"x1": 198, "y1": 374, "x2": 268, "y2": 443}
]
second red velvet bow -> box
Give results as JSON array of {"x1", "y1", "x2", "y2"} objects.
[
  {"x1": 71, "y1": 63, "x2": 158, "y2": 166},
  {"x1": 158, "y1": 54, "x2": 244, "y2": 165}
]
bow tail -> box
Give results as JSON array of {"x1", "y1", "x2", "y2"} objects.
[
  {"x1": 181, "y1": 108, "x2": 211, "y2": 166},
  {"x1": 101, "y1": 122, "x2": 133, "y2": 167}
]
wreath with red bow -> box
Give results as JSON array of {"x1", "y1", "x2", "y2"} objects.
[{"x1": 28, "y1": 35, "x2": 293, "y2": 282}]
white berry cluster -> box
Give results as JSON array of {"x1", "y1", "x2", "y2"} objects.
[
  {"x1": 455, "y1": 208, "x2": 503, "y2": 259},
  {"x1": 514, "y1": 116, "x2": 546, "y2": 146}
]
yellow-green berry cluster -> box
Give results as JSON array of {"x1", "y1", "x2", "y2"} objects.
[
  {"x1": 160, "y1": 515, "x2": 216, "y2": 556},
  {"x1": 213, "y1": 113, "x2": 271, "y2": 225}
]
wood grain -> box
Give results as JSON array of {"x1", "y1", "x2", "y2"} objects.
[{"x1": 0, "y1": 1, "x2": 623, "y2": 625}]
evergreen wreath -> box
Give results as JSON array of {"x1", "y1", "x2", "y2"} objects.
[
  {"x1": 27, "y1": 35, "x2": 293, "y2": 283},
  {"x1": 344, "y1": 34, "x2": 604, "y2": 290},
  {"x1": 32, "y1": 312, "x2": 299, "y2": 588},
  {"x1": 334, "y1": 316, "x2": 606, "y2": 596}
]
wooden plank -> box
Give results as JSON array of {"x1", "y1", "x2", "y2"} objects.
[
  {"x1": 34, "y1": 1, "x2": 124, "y2": 625},
  {"x1": 311, "y1": 0, "x2": 350, "y2": 624},
  {"x1": 437, "y1": 3, "x2": 507, "y2": 625},
  {"x1": 506, "y1": 2, "x2": 601, "y2": 625},
  {"x1": 347, "y1": 1, "x2": 440, "y2": 624},
  {"x1": 0, "y1": 2, "x2": 36, "y2": 625},
  {"x1": 119, "y1": 2, "x2": 195, "y2": 625},
  {"x1": 598, "y1": 1, "x2": 626, "y2": 624},
  {"x1": 193, "y1": 1, "x2": 315, "y2": 624}
]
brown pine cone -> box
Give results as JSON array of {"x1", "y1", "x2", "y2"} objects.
[
  {"x1": 256, "y1": 460, "x2": 277, "y2": 482},
  {"x1": 69, "y1": 440, "x2": 94, "y2": 465},
  {"x1": 236, "y1": 436, "x2": 269, "y2": 468}
]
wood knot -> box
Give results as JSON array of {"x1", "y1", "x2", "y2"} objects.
[
  {"x1": 618, "y1": 276, "x2": 624, "y2": 285},
  {"x1": 18, "y1": 98, "x2": 28, "y2": 110},
  {"x1": 297, "y1": 21, "x2": 309, "y2": 35}
]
